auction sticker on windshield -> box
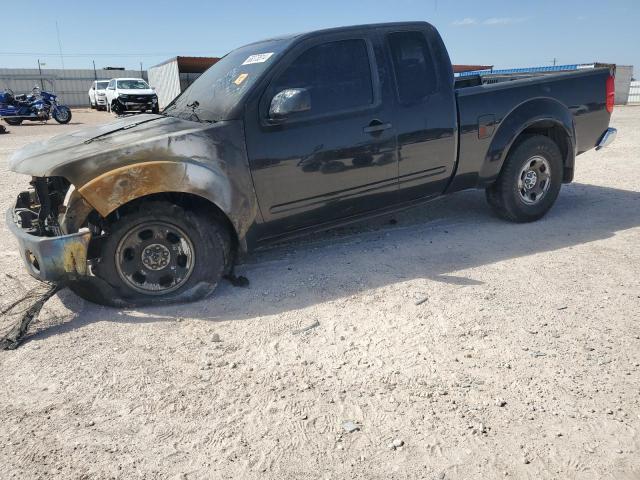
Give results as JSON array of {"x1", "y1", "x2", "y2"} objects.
[
  {"x1": 234, "y1": 73, "x2": 249, "y2": 85},
  {"x1": 242, "y1": 53, "x2": 274, "y2": 65}
]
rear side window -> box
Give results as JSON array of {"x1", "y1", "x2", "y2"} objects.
[
  {"x1": 271, "y1": 39, "x2": 374, "y2": 117},
  {"x1": 387, "y1": 31, "x2": 437, "y2": 104}
]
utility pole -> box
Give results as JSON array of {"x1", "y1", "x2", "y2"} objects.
[
  {"x1": 552, "y1": 58, "x2": 557, "y2": 67},
  {"x1": 93, "y1": 60, "x2": 97, "y2": 80},
  {"x1": 140, "y1": 62, "x2": 144, "y2": 79},
  {"x1": 37, "y1": 59, "x2": 45, "y2": 89}
]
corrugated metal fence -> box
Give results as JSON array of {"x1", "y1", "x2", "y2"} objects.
[
  {"x1": 629, "y1": 81, "x2": 640, "y2": 105},
  {"x1": 0, "y1": 68, "x2": 148, "y2": 108}
]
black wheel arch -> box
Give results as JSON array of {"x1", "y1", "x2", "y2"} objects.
[
  {"x1": 481, "y1": 98, "x2": 576, "y2": 187},
  {"x1": 76, "y1": 192, "x2": 242, "y2": 271}
]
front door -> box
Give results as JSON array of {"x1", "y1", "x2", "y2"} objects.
[{"x1": 244, "y1": 33, "x2": 398, "y2": 236}]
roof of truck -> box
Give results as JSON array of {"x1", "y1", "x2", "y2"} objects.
[{"x1": 244, "y1": 21, "x2": 433, "y2": 46}]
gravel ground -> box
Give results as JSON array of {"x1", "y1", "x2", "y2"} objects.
[{"x1": 0, "y1": 108, "x2": 639, "y2": 480}]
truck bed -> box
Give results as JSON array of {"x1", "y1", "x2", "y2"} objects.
[{"x1": 450, "y1": 67, "x2": 613, "y2": 192}]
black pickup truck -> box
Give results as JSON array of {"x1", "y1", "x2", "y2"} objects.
[{"x1": 6, "y1": 21, "x2": 617, "y2": 306}]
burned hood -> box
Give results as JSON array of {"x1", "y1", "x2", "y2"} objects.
[{"x1": 7, "y1": 114, "x2": 229, "y2": 186}]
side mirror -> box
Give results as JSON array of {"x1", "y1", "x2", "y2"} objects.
[{"x1": 269, "y1": 88, "x2": 311, "y2": 120}]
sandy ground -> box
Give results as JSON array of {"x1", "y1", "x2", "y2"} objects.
[{"x1": 0, "y1": 108, "x2": 639, "y2": 480}]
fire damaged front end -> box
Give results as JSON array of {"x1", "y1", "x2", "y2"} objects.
[
  {"x1": 6, "y1": 114, "x2": 261, "y2": 290},
  {"x1": 7, "y1": 177, "x2": 93, "y2": 282}
]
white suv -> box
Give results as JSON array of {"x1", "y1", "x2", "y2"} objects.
[
  {"x1": 88, "y1": 80, "x2": 110, "y2": 110},
  {"x1": 105, "y1": 78, "x2": 159, "y2": 115}
]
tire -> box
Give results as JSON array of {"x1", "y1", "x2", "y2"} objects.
[
  {"x1": 485, "y1": 135, "x2": 563, "y2": 222},
  {"x1": 90, "y1": 100, "x2": 96, "y2": 109},
  {"x1": 4, "y1": 118, "x2": 23, "y2": 126},
  {"x1": 111, "y1": 99, "x2": 123, "y2": 116},
  {"x1": 53, "y1": 106, "x2": 72, "y2": 124},
  {"x1": 70, "y1": 201, "x2": 231, "y2": 307},
  {"x1": 152, "y1": 105, "x2": 160, "y2": 114}
]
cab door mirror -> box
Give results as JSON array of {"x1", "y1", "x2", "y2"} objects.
[{"x1": 269, "y1": 88, "x2": 311, "y2": 120}]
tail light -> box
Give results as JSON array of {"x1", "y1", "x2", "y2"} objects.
[{"x1": 606, "y1": 75, "x2": 615, "y2": 113}]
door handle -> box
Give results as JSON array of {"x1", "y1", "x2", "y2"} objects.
[{"x1": 363, "y1": 120, "x2": 392, "y2": 134}]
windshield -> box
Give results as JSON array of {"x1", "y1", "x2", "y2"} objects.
[
  {"x1": 117, "y1": 79, "x2": 149, "y2": 90},
  {"x1": 96, "y1": 81, "x2": 109, "y2": 90},
  {"x1": 163, "y1": 38, "x2": 293, "y2": 123}
]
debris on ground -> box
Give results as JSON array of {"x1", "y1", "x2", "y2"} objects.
[
  {"x1": 341, "y1": 420, "x2": 360, "y2": 433},
  {"x1": 1, "y1": 283, "x2": 62, "y2": 350},
  {"x1": 292, "y1": 319, "x2": 320, "y2": 335},
  {"x1": 224, "y1": 272, "x2": 250, "y2": 287},
  {"x1": 414, "y1": 296, "x2": 429, "y2": 306},
  {"x1": 389, "y1": 438, "x2": 405, "y2": 450}
]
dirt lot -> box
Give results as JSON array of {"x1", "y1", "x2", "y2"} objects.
[{"x1": 0, "y1": 108, "x2": 639, "y2": 480}]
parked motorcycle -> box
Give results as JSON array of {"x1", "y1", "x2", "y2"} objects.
[{"x1": 0, "y1": 87, "x2": 72, "y2": 126}]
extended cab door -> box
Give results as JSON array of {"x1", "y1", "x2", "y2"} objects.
[
  {"x1": 382, "y1": 26, "x2": 457, "y2": 201},
  {"x1": 244, "y1": 31, "x2": 398, "y2": 235}
]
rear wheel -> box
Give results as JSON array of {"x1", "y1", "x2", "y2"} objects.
[
  {"x1": 71, "y1": 201, "x2": 231, "y2": 306},
  {"x1": 485, "y1": 135, "x2": 563, "y2": 222}
]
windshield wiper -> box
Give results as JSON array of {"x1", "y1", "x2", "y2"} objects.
[
  {"x1": 187, "y1": 101, "x2": 201, "y2": 122},
  {"x1": 83, "y1": 117, "x2": 164, "y2": 144}
]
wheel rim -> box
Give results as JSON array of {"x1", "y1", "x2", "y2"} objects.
[
  {"x1": 56, "y1": 108, "x2": 69, "y2": 122},
  {"x1": 115, "y1": 221, "x2": 195, "y2": 295},
  {"x1": 517, "y1": 155, "x2": 551, "y2": 205}
]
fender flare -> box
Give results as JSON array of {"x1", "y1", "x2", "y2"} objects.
[
  {"x1": 77, "y1": 160, "x2": 242, "y2": 233},
  {"x1": 480, "y1": 97, "x2": 576, "y2": 184}
]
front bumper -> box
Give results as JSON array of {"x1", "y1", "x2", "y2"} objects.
[
  {"x1": 122, "y1": 102, "x2": 156, "y2": 111},
  {"x1": 6, "y1": 206, "x2": 92, "y2": 283},
  {"x1": 596, "y1": 127, "x2": 617, "y2": 150},
  {"x1": 118, "y1": 96, "x2": 157, "y2": 111}
]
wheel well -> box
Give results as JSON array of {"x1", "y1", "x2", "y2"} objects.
[
  {"x1": 104, "y1": 192, "x2": 239, "y2": 254},
  {"x1": 516, "y1": 121, "x2": 573, "y2": 182}
]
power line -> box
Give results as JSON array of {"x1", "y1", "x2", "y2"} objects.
[{"x1": 0, "y1": 51, "x2": 216, "y2": 57}]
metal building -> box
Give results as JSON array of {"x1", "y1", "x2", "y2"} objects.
[
  {"x1": 148, "y1": 57, "x2": 220, "y2": 109},
  {"x1": 629, "y1": 81, "x2": 640, "y2": 105},
  {"x1": 614, "y1": 65, "x2": 633, "y2": 105},
  {"x1": 0, "y1": 68, "x2": 148, "y2": 108}
]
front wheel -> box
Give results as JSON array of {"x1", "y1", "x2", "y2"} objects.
[
  {"x1": 485, "y1": 135, "x2": 563, "y2": 222},
  {"x1": 53, "y1": 106, "x2": 72, "y2": 124},
  {"x1": 4, "y1": 118, "x2": 23, "y2": 126},
  {"x1": 71, "y1": 201, "x2": 232, "y2": 307}
]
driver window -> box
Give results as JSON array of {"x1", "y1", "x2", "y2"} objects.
[{"x1": 271, "y1": 39, "x2": 373, "y2": 118}]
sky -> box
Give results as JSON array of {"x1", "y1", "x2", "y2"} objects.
[{"x1": 1, "y1": 0, "x2": 638, "y2": 74}]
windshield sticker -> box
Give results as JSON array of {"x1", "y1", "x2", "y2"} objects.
[
  {"x1": 234, "y1": 73, "x2": 249, "y2": 86},
  {"x1": 242, "y1": 53, "x2": 274, "y2": 65}
]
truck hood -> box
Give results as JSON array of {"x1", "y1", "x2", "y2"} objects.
[
  {"x1": 117, "y1": 89, "x2": 155, "y2": 96},
  {"x1": 8, "y1": 114, "x2": 220, "y2": 186}
]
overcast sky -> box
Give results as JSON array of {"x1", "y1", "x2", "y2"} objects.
[{"x1": 1, "y1": 0, "x2": 637, "y2": 74}]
